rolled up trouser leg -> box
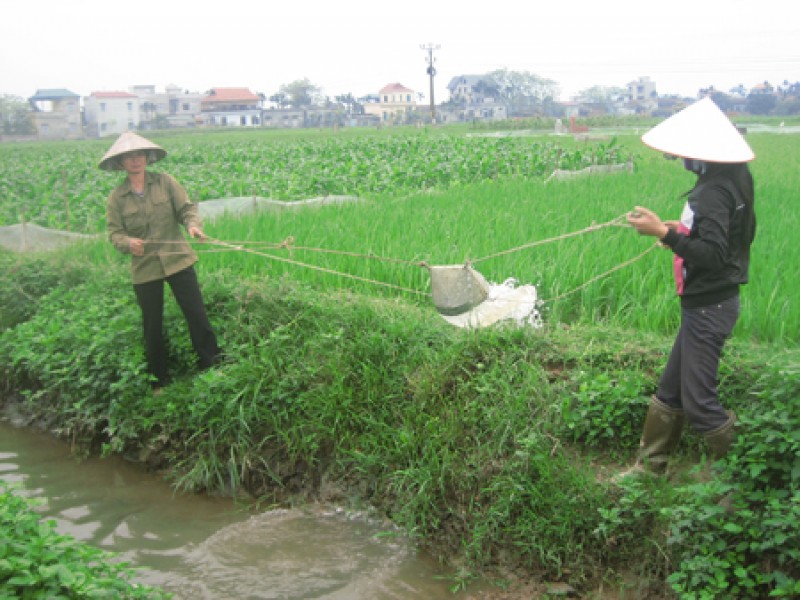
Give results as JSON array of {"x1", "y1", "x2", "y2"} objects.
[
  {"x1": 637, "y1": 395, "x2": 686, "y2": 474},
  {"x1": 703, "y1": 410, "x2": 736, "y2": 461}
]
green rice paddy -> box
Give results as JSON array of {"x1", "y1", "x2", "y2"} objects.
[{"x1": 2, "y1": 125, "x2": 796, "y2": 346}]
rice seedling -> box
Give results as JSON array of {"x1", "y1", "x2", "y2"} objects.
[{"x1": 189, "y1": 132, "x2": 797, "y2": 346}]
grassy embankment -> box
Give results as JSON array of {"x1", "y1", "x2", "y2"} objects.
[{"x1": 1, "y1": 127, "x2": 798, "y2": 597}]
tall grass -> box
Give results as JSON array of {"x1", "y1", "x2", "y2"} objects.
[{"x1": 159, "y1": 132, "x2": 799, "y2": 346}]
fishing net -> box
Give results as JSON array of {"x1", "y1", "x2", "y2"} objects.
[
  {"x1": 0, "y1": 223, "x2": 101, "y2": 253},
  {"x1": 545, "y1": 161, "x2": 633, "y2": 183},
  {"x1": 199, "y1": 195, "x2": 360, "y2": 221},
  {"x1": 0, "y1": 196, "x2": 362, "y2": 253},
  {"x1": 431, "y1": 267, "x2": 542, "y2": 329}
]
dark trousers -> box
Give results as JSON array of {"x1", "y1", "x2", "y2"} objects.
[
  {"x1": 656, "y1": 295, "x2": 740, "y2": 433},
  {"x1": 133, "y1": 266, "x2": 220, "y2": 386}
]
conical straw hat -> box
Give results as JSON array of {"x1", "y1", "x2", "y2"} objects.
[
  {"x1": 641, "y1": 97, "x2": 755, "y2": 163},
  {"x1": 98, "y1": 131, "x2": 167, "y2": 171}
]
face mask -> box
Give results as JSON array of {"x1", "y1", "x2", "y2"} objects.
[{"x1": 683, "y1": 158, "x2": 707, "y2": 175}]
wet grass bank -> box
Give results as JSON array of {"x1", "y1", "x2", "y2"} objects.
[{"x1": 2, "y1": 252, "x2": 798, "y2": 598}]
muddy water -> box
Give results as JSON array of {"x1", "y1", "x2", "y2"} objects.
[{"x1": 0, "y1": 421, "x2": 461, "y2": 599}]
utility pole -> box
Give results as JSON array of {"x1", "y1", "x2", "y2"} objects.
[{"x1": 420, "y1": 43, "x2": 440, "y2": 123}]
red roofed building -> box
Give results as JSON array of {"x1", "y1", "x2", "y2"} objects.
[
  {"x1": 200, "y1": 87, "x2": 262, "y2": 127},
  {"x1": 362, "y1": 82, "x2": 417, "y2": 123},
  {"x1": 83, "y1": 91, "x2": 140, "y2": 137}
]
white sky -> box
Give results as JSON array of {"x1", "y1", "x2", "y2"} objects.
[{"x1": 1, "y1": 0, "x2": 798, "y2": 103}]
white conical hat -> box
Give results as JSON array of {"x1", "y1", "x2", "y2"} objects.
[
  {"x1": 98, "y1": 131, "x2": 167, "y2": 171},
  {"x1": 641, "y1": 97, "x2": 755, "y2": 163}
]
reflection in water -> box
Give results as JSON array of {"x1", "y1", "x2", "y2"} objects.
[{"x1": 0, "y1": 421, "x2": 457, "y2": 599}]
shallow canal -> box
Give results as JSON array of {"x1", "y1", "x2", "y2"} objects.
[{"x1": 0, "y1": 420, "x2": 462, "y2": 599}]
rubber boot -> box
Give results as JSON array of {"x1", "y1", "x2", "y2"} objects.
[
  {"x1": 698, "y1": 411, "x2": 737, "y2": 489},
  {"x1": 613, "y1": 396, "x2": 685, "y2": 481},
  {"x1": 704, "y1": 411, "x2": 736, "y2": 461}
]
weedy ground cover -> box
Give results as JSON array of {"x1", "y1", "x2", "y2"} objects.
[
  {"x1": 1, "y1": 252, "x2": 798, "y2": 597},
  {"x1": 1, "y1": 483, "x2": 167, "y2": 598}
]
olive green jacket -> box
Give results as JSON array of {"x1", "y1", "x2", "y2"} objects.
[{"x1": 106, "y1": 171, "x2": 201, "y2": 284}]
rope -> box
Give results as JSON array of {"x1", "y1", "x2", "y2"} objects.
[
  {"x1": 150, "y1": 213, "x2": 654, "y2": 306},
  {"x1": 471, "y1": 213, "x2": 629, "y2": 265},
  {"x1": 204, "y1": 237, "x2": 428, "y2": 297},
  {"x1": 239, "y1": 241, "x2": 426, "y2": 268},
  {"x1": 156, "y1": 237, "x2": 427, "y2": 267},
  {"x1": 538, "y1": 242, "x2": 660, "y2": 304}
]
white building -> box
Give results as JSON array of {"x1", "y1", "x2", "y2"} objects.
[
  {"x1": 199, "y1": 87, "x2": 262, "y2": 127},
  {"x1": 83, "y1": 91, "x2": 140, "y2": 137},
  {"x1": 627, "y1": 76, "x2": 657, "y2": 102},
  {"x1": 131, "y1": 84, "x2": 203, "y2": 128},
  {"x1": 362, "y1": 83, "x2": 417, "y2": 123}
]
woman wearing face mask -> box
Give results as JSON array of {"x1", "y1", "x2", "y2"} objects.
[{"x1": 620, "y1": 97, "x2": 756, "y2": 478}]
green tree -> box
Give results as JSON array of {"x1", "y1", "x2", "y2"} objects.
[
  {"x1": 746, "y1": 92, "x2": 778, "y2": 115},
  {"x1": 775, "y1": 97, "x2": 800, "y2": 116},
  {"x1": 0, "y1": 94, "x2": 34, "y2": 135},
  {"x1": 488, "y1": 68, "x2": 560, "y2": 117},
  {"x1": 708, "y1": 90, "x2": 735, "y2": 112},
  {"x1": 577, "y1": 85, "x2": 626, "y2": 103},
  {"x1": 279, "y1": 79, "x2": 322, "y2": 108},
  {"x1": 269, "y1": 92, "x2": 290, "y2": 109}
]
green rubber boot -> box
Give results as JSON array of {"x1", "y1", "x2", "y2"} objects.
[
  {"x1": 614, "y1": 396, "x2": 685, "y2": 481},
  {"x1": 704, "y1": 411, "x2": 737, "y2": 461}
]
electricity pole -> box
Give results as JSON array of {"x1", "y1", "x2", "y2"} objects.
[{"x1": 420, "y1": 43, "x2": 440, "y2": 123}]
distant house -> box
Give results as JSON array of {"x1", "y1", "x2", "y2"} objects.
[
  {"x1": 749, "y1": 81, "x2": 775, "y2": 95},
  {"x1": 444, "y1": 75, "x2": 506, "y2": 122},
  {"x1": 626, "y1": 77, "x2": 658, "y2": 113},
  {"x1": 460, "y1": 102, "x2": 507, "y2": 122},
  {"x1": 200, "y1": 87, "x2": 261, "y2": 127},
  {"x1": 362, "y1": 83, "x2": 416, "y2": 123},
  {"x1": 130, "y1": 84, "x2": 203, "y2": 128},
  {"x1": 83, "y1": 91, "x2": 140, "y2": 137},
  {"x1": 626, "y1": 76, "x2": 657, "y2": 102},
  {"x1": 447, "y1": 75, "x2": 499, "y2": 104},
  {"x1": 557, "y1": 101, "x2": 582, "y2": 119},
  {"x1": 262, "y1": 108, "x2": 305, "y2": 129},
  {"x1": 28, "y1": 89, "x2": 82, "y2": 139},
  {"x1": 652, "y1": 97, "x2": 688, "y2": 118}
]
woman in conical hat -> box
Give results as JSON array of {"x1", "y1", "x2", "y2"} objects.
[
  {"x1": 102, "y1": 131, "x2": 221, "y2": 392},
  {"x1": 98, "y1": 130, "x2": 167, "y2": 170},
  {"x1": 617, "y1": 97, "x2": 756, "y2": 480}
]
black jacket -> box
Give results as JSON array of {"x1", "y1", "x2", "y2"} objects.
[{"x1": 660, "y1": 164, "x2": 755, "y2": 309}]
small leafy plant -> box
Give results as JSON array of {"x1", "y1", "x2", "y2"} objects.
[
  {"x1": 560, "y1": 368, "x2": 651, "y2": 450},
  {"x1": 664, "y1": 361, "x2": 800, "y2": 599},
  {"x1": 1, "y1": 484, "x2": 168, "y2": 598}
]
